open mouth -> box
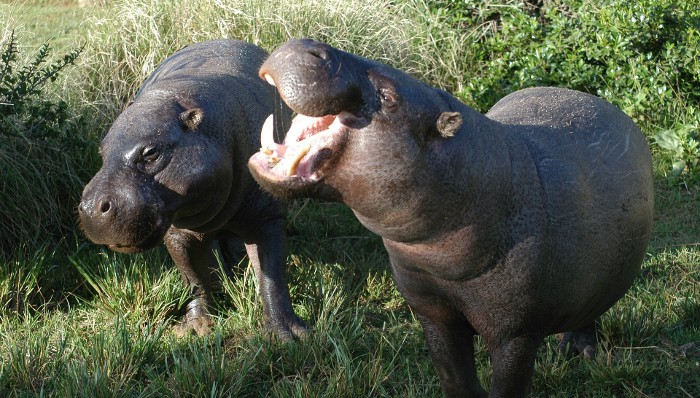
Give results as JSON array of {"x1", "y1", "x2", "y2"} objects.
[
  {"x1": 247, "y1": 69, "x2": 366, "y2": 197},
  {"x1": 256, "y1": 111, "x2": 352, "y2": 181}
]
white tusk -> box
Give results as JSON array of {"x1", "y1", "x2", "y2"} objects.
[
  {"x1": 263, "y1": 74, "x2": 276, "y2": 86},
  {"x1": 260, "y1": 114, "x2": 275, "y2": 149}
]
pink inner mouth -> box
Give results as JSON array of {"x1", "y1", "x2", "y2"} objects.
[{"x1": 259, "y1": 112, "x2": 350, "y2": 179}]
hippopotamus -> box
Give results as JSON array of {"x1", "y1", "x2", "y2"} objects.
[
  {"x1": 78, "y1": 39, "x2": 307, "y2": 340},
  {"x1": 248, "y1": 39, "x2": 653, "y2": 397}
]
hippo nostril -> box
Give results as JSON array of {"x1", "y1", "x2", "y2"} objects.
[
  {"x1": 100, "y1": 201, "x2": 111, "y2": 214},
  {"x1": 307, "y1": 46, "x2": 328, "y2": 61}
]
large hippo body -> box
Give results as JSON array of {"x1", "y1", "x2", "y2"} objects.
[
  {"x1": 79, "y1": 39, "x2": 306, "y2": 339},
  {"x1": 248, "y1": 39, "x2": 653, "y2": 397}
]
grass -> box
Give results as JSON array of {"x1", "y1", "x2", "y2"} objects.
[
  {"x1": 0, "y1": 1, "x2": 94, "y2": 50},
  {"x1": 2, "y1": 196, "x2": 698, "y2": 397},
  {"x1": 1, "y1": 0, "x2": 699, "y2": 397}
]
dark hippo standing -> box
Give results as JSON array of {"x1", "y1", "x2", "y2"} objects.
[
  {"x1": 79, "y1": 39, "x2": 307, "y2": 340},
  {"x1": 248, "y1": 39, "x2": 653, "y2": 397}
]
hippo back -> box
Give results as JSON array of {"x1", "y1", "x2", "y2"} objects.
[
  {"x1": 138, "y1": 40, "x2": 267, "y2": 94},
  {"x1": 486, "y1": 87, "x2": 653, "y2": 323}
]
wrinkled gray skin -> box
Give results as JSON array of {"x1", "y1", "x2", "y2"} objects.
[
  {"x1": 79, "y1": 40, "x2": 307, "y2": 339},
  {"x1": 248, "y1": 39, "x2": 653, "y2": 397}
]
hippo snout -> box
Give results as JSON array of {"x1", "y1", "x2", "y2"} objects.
[
  {"x1": 78, "y1": 194, "x2": 114, "y2": 221},
  {"x1": 297, "y1": 39, "x2": 331, "y2": 61},
  {"x1": 78, "y1": 175, "x2": 169, "y2": 253},
  {"x1": 259, "y1": 39, "x2": 363, "y2": 117}
]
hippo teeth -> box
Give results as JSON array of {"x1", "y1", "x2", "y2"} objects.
[
  {"x1": 265, "y1": 144, "x2": 309, "y2": 176},
  {"x1": 259, "y1": 113, "x2": 339, "y2": 177},
  {"x1": 263, "y1": 73, "x2": 275, "y2": 86},
  {"x1": 285, "y1": 142, "x2": 311, "y2": 176},
  {"x1": 260, "y1": 114, "x2": 279, "y2": 151}
]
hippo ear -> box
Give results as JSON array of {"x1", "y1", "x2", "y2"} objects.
[
  {"x1": 179, "y1": 108, "x2": 204, "y2": 131},
  {"x1": 436, "y1": 112, "x2": 463, "y2": 138}
]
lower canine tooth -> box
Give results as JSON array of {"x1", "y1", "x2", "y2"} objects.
[{"x1": 287, "y1": 144, "x2": 310, "y2": 176}]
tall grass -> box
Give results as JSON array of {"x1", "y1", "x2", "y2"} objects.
[{"x1": 78, "y1": 0, "x2": 437, "y2": 116}]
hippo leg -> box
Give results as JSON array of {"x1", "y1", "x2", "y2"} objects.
[
  {"x1": 417, "y1": 314, "x2": 487, "y2": 398},
  {"x1": 164, "y1": 228, "x2": 215, "y2": 336},
  {"x1": 487, "y1": 336, "x2": 541, "y2": 397},
  {"x1": 244, "y1": 218, "x2": 308, "y2": 340},
  {"x1": 214, "y1": 236, "x2": 247, "y2": 283},
  {"x1": 394, "y1": 270, "x2": 486, "y2": 397},
  {"x1": 557, "y1": 321, "x2": 598, "y2": 359}
]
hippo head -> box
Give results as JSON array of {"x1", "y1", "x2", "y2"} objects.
[
  {"x1": 248, "y1": 39, "x2": 463, "y2": 203},
  {"x1": 79, "y1": 92, "x2": 233, "y2": 253}
]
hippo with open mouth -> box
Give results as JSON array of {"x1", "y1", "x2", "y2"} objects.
[{"x1": 248, "y1": 39, "x2": 653, "y2": 397}]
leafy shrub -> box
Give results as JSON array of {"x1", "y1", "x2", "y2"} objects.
[
  {"x1": 427, "y1": 0, "x2": 700, "y2": 185},
  {"x1": 654, "y1": 125, "x2": 700, "y2": 187},
  {"x1": 440, "y1": 1, "x2": 699, "y2": 116},
  {"x1": 0, "y1": 31, "x2": 96, "y2": 255}
]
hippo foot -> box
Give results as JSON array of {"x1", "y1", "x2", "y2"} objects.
[
  {"x1": 174, "y1": 315, "x2": 213, "y2": 337},
  {"x1": 264, "y1": 314, "x2": 309, "y2": 341},
  {"x1": 557, "y1": 324, "x2": 598, "y2": 359},
  {"x1": 173, "y1": 300, "x2": 213, "y2": 337}
]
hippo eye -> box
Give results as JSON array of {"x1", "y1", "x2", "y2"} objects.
[
  {"x1": 141, "y1": 146, "x2": 160, "y2": 163},
  {"x1": 379, "y1": 87, "x2": 399, "y2": 109}
]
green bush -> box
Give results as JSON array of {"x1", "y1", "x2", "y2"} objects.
[
  {"x1": 0, "y1": 31, "x2": 96, "y2": 255},
  {"x1": 427, "y1": 0, "x2": 700, "y2": 185},
  {"x1": 654, "y1": 124, "x2": 700, "y2": 187}
]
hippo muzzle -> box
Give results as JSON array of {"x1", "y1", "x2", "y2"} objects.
[
  {"x1": 260, "y1": 39, "x2": 364, "y2": 117},
  {"x1": 78, "y1": 169, "x2": 170, "y2": 253}
]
